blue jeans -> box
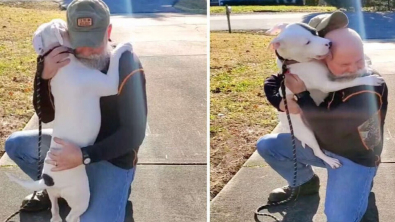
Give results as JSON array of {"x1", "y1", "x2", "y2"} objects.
[
  {"x1": 5, "y1": 129, "x2": 136, "y2": 222},
  {"x1": 257, "y1": 133, "x2": 377, "y2": 222}
]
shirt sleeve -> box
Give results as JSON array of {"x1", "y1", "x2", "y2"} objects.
[
  {"x1": 297, "y1": 89, "x2": 382, "y2": 138},
  {"x1": 264, "y1": 74, "x2": 283, "y2": 111},
  {"x1": 81, "y1": 51, "x2": 147, "y2": 162},
  {"x1": 33, "y1": 68, "x2": 55, "y2": 123}
]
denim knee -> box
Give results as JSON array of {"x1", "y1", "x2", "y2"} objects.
[
  {"x1": 4, "y1": 132, "x2": 19, "y2": 159},
  {"x1": 256, "y1": 134, "x2": 278, "y2": 159}
]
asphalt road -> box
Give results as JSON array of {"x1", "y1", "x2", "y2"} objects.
[
  {"x1": 211, "y1": 11, "x2": 395, "y2": 40},
  {"x1": 61, "y1": 0, "x2": 179, "y2": 13}
]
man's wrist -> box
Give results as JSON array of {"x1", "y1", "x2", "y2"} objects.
[
  {"x1": 294, "y1": 90, "x2": 310, "y2": 101},
  {"x1": 81, "y1": 147, "x2": 91, "y2": 165}
]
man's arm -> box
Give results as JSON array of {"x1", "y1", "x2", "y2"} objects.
[
  {"x1": 297, "y1": 89, "x2": 383, "y2": 138},
  {"x1": 264, "y1": 74, "x2": 283, "y2": 111},
  {"x1": 80, "y1": 51, "x2": 147, "y2": 162}
]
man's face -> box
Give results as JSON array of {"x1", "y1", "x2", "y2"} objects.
[
  {"x1": 325, "y1": 48, "x2": 365, "y2": 76},
  {"x1": 74, "y1": 44, "x2": 106, "y2": 58},
  {"x1": 73, "y1": 25, "x2": 112, "y2": 59},
  {"x1": 73, "y1": 37, "x2": 111, "y2": 71}
]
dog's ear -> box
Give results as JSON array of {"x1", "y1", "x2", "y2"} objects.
[
  {"x1": 265, "y1": 23, "x2": 288, "y2": 36},
  {"x1": 268, "y1": 37, "x2": 282, "y2": 50},
  {"x1": 52, "y1": 22, "x2": 64, "y2": 46},
  {"x1": 32, "y1": 32, "x2": 44, "y2": 55}
]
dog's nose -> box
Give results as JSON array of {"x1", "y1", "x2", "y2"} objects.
[{"x1": 326, "y1": 41, "x2": 332, "y2": 48}]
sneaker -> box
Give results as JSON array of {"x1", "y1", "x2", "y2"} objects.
[
  {"x1": 20, "y1": 190, "x2": 51, "y2": 212},
  {"x1": 268, "y1": 174, "x2": 320, "y2": 203}
]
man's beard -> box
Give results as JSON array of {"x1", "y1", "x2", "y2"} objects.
[
  {"x1": 76, "y1": 44, "x2": 112, "y2": 71},
  {"x1": 328, "y1": 67, "x2": 371, "y2": 82}
]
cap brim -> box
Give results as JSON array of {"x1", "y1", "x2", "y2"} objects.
[
  {"x1": 69, "y1": 29, "x2": 106, "y2": 49},
  {"x1": 317, "y1": 11, "x2": 349, "y2": 36}
]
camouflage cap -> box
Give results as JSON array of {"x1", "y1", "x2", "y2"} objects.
[
  {"x1": 308, "y1": 11, "x2": 349, "y2": 37},
  {"x1": 66, "y1": 0, "x2": 110, "y2": 49}
]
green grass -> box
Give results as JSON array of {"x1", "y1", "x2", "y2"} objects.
[
  {"x1": 0, "y1": 2, "x2": 65, "y2": 155},
  {"x1": 209, "y1": 5, "x2": 383, "y2": 14},
  {"x1": 210, "y1": 5, "x2": 337, "y2": 14},
  {"x1": 210, "y1": 31, "x2": 279, "y2": 199},
  {"x1": 174, "y1": 0, "x2": 207, "y2": 14}
]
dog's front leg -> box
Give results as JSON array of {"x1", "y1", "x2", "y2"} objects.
[
  {"x1": 48, "y1": 191, "x2": 62, "y2": 222},
  {"x1": 94, "y1": 42, "x2": 134, "y2": 97},
  {"x1": 320, "y1": 75, "x2": 385, "y2": 93}
]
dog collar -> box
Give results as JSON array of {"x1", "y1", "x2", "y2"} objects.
[{"x1": 275, "y1": 50, "x2": 299, "y2": 66}]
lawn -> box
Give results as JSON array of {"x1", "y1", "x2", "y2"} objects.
[
  {"x1": 210, "y1": 5, "x2": 337, "y2": 14},
  {"x1": 210, "y1": 31, "x2": 279, "y2": 199},
  {"x1": 0, "y1": 2, "x2": 66, "y2": 157},
  {"x1": 174, "y1": 0, "x2": 207, "y2": 14}
]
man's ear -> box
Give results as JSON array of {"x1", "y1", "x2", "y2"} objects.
[
  {"x1": 107, "y1": 24, "x2": 112, "y2": 41},
  {"x1": 268, "y1": 36, "x2": 283, "y2": 50}
]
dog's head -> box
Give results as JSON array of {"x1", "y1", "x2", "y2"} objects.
[
  {"x1": 32, "y1": 19, "x2": 68, "y2": 55},
  {"x1": 266, "y1": 23, "x2": 332, "y2": 63}
]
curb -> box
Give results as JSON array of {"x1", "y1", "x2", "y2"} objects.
[{"x1": 174, "y1": 5, "x2": 207, "y2": 15}]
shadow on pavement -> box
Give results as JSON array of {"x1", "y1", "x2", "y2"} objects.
[
  {"x1": 301, "y1": 12, "x2": 395, "y2": 40},
  {"x1": 263, "y1": 195, "x2": 320, "y2": 222},
  {"x1": 259, "y1": 191, "x2": 378, "y2": 222},
  {"x1": 18, "y1": 200, "x2": 134, "y2": 222},
  {"x1": 361, "y1": 192, "x2": 379, "y2": 222}
]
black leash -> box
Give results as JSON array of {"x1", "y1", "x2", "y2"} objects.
[
  {"x1": 3, "y1": 52, "x2": 52, "y2": 222},
  {"x1": 254, "y1": 59, "x2": 299, "y2": 222}
]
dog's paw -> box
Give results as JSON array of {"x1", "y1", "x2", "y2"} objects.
[
  {"x1": 111, "y1": 42, "x2": 133, "y2": 60},
  {"x1": 114, "y1": 42, "x2": 133, "y2": 53},
  {"x1": 323, "y1": 157, "x2": 342, "y2": 169},
  {"x1": 360, "y1": 75, "x2": 385, "y2": 86}
]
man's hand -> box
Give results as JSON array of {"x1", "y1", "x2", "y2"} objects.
[
  {"x1": 279, "y1": 95, "x2": 301, "y2": 114},
  {"x1": 284, "y1": 73, "x2": 307, "y2": 94},
  {"x1": 45, "y1": 137, "x2": 83, "y2": 172},
  {"x1": 42, "y1": 47, "x2": 71, "y2": 80}
]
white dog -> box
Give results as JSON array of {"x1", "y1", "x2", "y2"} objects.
[
  {"x1": 265, "y1": 23, "x2": 384, "y2": 169},
  {"x1": 7, "y1": 19, "x2": 133, "y2": 222}
]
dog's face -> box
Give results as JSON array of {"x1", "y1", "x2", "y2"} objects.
[
  {"x1": 32, "y1": 19, "x2": 68, "y2": 55},
  {"x1": 267, "y1": 23, "x2": 332, "y2": 63}
]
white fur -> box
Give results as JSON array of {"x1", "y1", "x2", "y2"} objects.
[
  {"x1": 267, "y1": 23, "x2": 384, "y2": 168},
  {"x1": 7, "y1": 19, "x2": 133, "y2": 222}
]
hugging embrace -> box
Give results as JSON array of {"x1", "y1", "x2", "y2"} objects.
[
  {"x1": 257, "y1": 11, "x2": 388, "y2": 222},
  {"x1": 4, "y1": 0, "x2": 147, "y2": 222}
]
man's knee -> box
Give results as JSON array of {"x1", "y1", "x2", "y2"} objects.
[
  {"x1": 256, "y1": 134, "x2": 278, "y2": 159},
  {"x1": 4, "y1": 132, "x2": 21, "y2": 159}
]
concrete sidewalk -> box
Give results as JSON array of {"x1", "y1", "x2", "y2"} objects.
[
  {"x1": 0, "y1": 13, "x2": 207, "y2": 222},
  {"x1": 211, "y1": 42, "x2": 395, "y2": 222}
]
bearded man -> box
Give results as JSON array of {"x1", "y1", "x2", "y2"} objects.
[
  {"x1": 257, "y1": 12, "x2": 388, "y2": 222},
  {"x1": 4, "y1": 0, "x2": 147, "y2": 221}
]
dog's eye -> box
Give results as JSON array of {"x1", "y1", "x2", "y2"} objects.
[{"x1": 306, "y1": 41, "x2": 311, "y2": 45}]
